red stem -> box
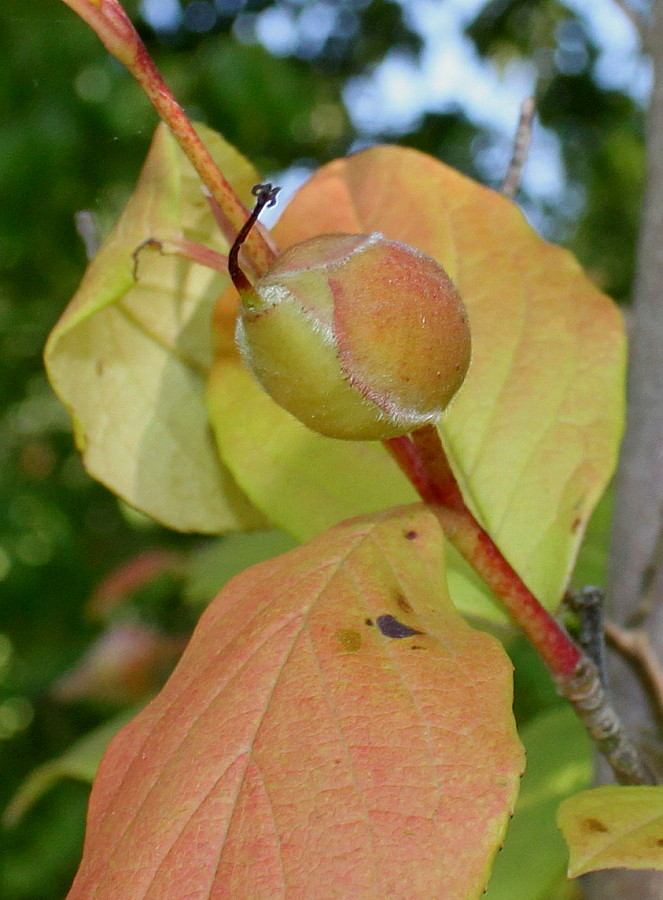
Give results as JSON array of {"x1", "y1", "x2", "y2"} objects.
[
  {"x1": 386, "y1": 426, "x2": 581, "y2": 678},
  {"x1": 59, "y1": 0, "x2": 277, "y2": 279}
]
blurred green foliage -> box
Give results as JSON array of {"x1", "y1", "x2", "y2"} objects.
[{"x1": 0, "y1": 0, "x2": 645, "y2": 896}]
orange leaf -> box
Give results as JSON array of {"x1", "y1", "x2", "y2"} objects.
[
  {"x1": 86, "y1": 549, "x2": 184, "y2": 620},
  {"x1": 208, "y1": 145, "x2": 624, "y2": 621},
  {"x1": 68, "y1": 506, "x2": 523, "y2": 899},
  {"x1": 52, "y1": 624, "x2": 186, "y2": 706}
]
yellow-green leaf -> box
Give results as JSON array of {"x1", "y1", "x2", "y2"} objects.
[
  {"x1": 2, "y1": 706, "x2": 141, "y2": 828},
  {"x1": 208, "y1": 145, "x2": 625, "y2": 619},
  {"x1": 183, "y1": 529, "x2": 297, "y2": 607},
  {"x1": 558, "y1": 785, "x2": 663, "y2": 876},
  {"x1": 485, "y1": 705, "x2": 592, "y2": 899},
  {"x1": 45, "y1": 122, "x2": 264, "y2": 533}
]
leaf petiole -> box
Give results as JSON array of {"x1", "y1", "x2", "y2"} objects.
[{"x1": 386, "y1": 425, "x2": 655, "y2": 785}]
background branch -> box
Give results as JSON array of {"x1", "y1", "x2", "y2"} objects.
[
  {"x1": 589, "y1": 0, "x2": 663, "y2": 895},
  {"x1": 604, "y1": 620, "x2": 663, "y2": 722},
  {"x1": 501, "y1": 96, "x2": 535, "y2": 199}
]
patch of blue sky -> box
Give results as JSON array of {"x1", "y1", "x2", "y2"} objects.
[
  {"x1": 342, "y1": 0, "x2": 646, "y2": 207},
  {"x1": 139, "y1": 0, "x2": 647, "y2": 226},
  {"x1": 253, "y1": 6, "x2": 299, "y2": 57},
  {"x1": 260, "y1": 165, "x2": 316, "y2": 228},
  {"x1": 140, "y1": 0, "x2": 183, "y2": 32},
  {"x1": 565, "y1": 0, "x2": 650, "y2": 100}
]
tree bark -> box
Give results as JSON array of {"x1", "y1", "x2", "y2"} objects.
[{"x1": 588, "y1": 0, "x2": 663, "y2": 896}]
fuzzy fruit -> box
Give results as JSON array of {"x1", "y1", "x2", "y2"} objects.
[{"x1": 230, "y1": 187, "x2": 471, "y2": 441}]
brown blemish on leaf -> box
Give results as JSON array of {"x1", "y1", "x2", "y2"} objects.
[
  {"x1": 396, "y1": 594, "x2": 413, "y2": 614},
  {"x1": 404, "y1": 530, "x2": 418, "y2": 540},
  {"x1": 336, "y1": 628, "x2": 362, "y2": 652},
  {"x1": 583, "y1": 818, "x2": 609, "y2": 834},
  {"x1": 410, "y1": 644, "x2": 426, "y2": 650},
  {"x1": 364, "y1": 617, "x2": 373, "y2": 626},
  {"x1": 655, "y1": 838, "x2": 663, "y2": 847}
]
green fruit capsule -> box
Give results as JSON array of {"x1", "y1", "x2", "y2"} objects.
[{"x1": 229, "y1": 184, "x2": 471, "y2": 441}]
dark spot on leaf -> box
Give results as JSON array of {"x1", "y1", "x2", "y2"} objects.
[
  {"x1": 396, "y1": 594, "x2": 413, "y2": 614},
  {"x1": 364, "y1": 618, "x2": 373, "y2": 627},
  {"x1": 655, "y1": 838, "x2": 663, "y2": 847},
  {"x1": 376, "y1": 614, "x2": 424, "y2": 639},
  {"x1": 583, "y1": 818, "x2": 609, "y2": 833},
  {"x1": 404, "y1": 530, "x2": 418, "y2": 540},
  {"x1": 410, "y1": 644, "x2": 425, "y2": 650},
  {"x1": 336, "y1": 629, "x2": 362, "y2": 652},
  {"x1": 572, "y1": 517, "x2": 582, "y2": 532}
]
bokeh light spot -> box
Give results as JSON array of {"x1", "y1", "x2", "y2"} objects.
[
  {"x1": 74, "y1": 65, "x2": 112, "y2": 104},
  {"x1": 0, "y1": 698, "x2": 34, "y2": 740}
]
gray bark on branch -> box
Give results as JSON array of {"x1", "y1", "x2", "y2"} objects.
[{"x1": 589, "y1": 0, "x2": 663, "y2": 895}]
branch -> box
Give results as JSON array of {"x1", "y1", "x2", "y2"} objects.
[
  {"x1": 59, "y1": 0, "x2": 277, "y2": 278},
  {"x1": 605, "y1": 619, "x2": 663, "y2": 722},
  {"x1": 74, "y1": 210, "x2": 101, "y2": 260},
  {"x1": 565, "y1": 587, "x2": 609, "y2": 686},
  {"x1": 607, "y1": 0, "x2": 663, "y2": 755},
  {"x1": 501, "y1": 96, "x2": 536, "y2": 200}
]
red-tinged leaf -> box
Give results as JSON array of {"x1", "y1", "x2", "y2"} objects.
[
  {"x1": 208, "y1": 145, "x2": 624, "y2": 621},
  {"x1": 558, "y1": 786, "x2": 663, "y2": 877},
  {"x1": 68, "y1": 505, "x2": 523, "y2": 900},
  {"x1": 52, "y1": 623, "x2": 187, "y2": 706},
  {"x1": 87, "y1": 549, "x2": 184, "y2": 620}
]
